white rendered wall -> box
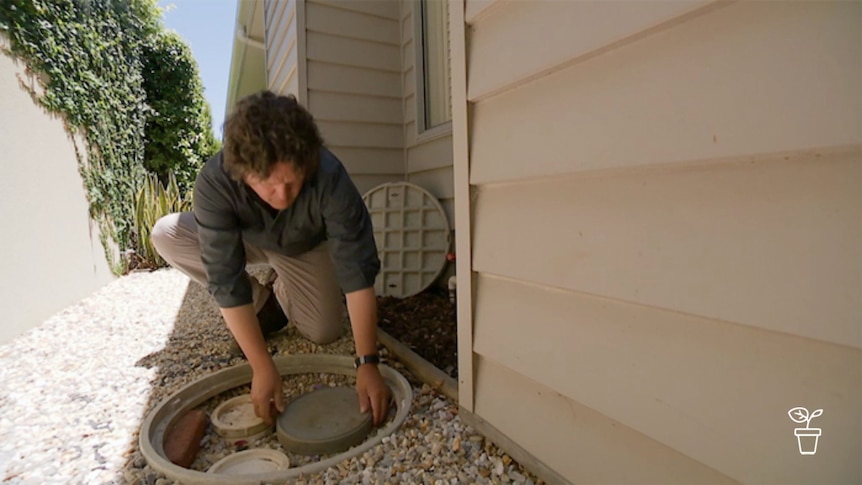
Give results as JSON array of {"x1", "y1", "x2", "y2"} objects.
[{"x1": 0, "y1": 46, "x2": 114, "y2": 345}]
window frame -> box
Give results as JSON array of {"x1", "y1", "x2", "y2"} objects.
[{"x1": 412, "y1": 0, "x2": 452, "y2": 142}]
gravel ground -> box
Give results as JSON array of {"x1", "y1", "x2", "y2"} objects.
[{"x1": 0, "y1": 269, "x2": 544, "y2": 485}]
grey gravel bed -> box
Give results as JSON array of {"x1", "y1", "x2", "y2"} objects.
[{"x1": 0, "y1": 269, "x2": 544, "y2": 485}]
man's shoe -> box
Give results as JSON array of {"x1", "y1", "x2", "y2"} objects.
[
  {"x1": 228, "y1": 291, "x2": 288, "y2": 357},
  {"x1": 257, "y1": 291, "x2": 288, "y2": 336}
]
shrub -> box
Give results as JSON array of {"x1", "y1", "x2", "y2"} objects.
[
  {"x1": 141, "y1": 29, "x2": 220, "y2": 194},
  {"x1": 133, "y1": 172, "x2": 191, "y2": 269}
]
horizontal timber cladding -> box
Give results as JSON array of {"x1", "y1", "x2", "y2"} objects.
[
  {"x1": 310, "y1": 0, "x2": 399, "y2": 21},
  {"x1": 466, "y1": 0, "x2": 716, "y2": 102},
  {"x1": 307, "y1": 62, "x2": 401, "y2": 98},
  {"x1": 265, "y1": 0, "x2": 298, "y2": 97},
  {"x1": 300, "y1": 0, "x2": 404, "y2": 189},
  {"x1": 472, "y1": 150, "x2": 861, "y2": 348},
  {"x1": 472, "y1": 273, "x2": 861, "y2": 484},
  {"x1": 468, "y1": 0, "x2": 861, "y2": 184},
  {"x1": 462, "y1": 1, "x2": 861, "y2": 482},
  {"x1": 472, "y1": 355, "x2": 738, "y2": 484}
]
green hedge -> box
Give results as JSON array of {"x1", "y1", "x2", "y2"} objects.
[
  {"x1": 142, "y1": 28, "x2": 220, "y2": 194},
  {"x1": 0, "y1": 0, "x2": 219, "y2": 273}
]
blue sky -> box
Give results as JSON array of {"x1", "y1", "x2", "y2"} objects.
[{"x1": 159, "y1": 0, "x2": 237, "y2": 139}]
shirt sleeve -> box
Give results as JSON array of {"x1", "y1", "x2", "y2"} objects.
[
  {"x1": 320, "y1": 161, "x2": 381, "y2": 294},
  {"x1": 193, "y1": 166, "x2": 253, "y2": 308}
]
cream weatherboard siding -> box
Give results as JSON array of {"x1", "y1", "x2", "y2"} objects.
[
  {"x1": 265, "y1": 0, "x2": 405, "y2": 196},
  {"x1": 454, "y1": 0, "x2": 861, "y2": 483},
  {"x1": 305, "y1": 0, "x2": 404, "y2": 196},
  {"x1": 265, "y1": 0, "x2": 299, "y2": 99},
  {"x1": 0, "y1": 45, "x2": 114, "y2": 345},
  {"x1": 401, "y1": 0, "x2": 454, "y2": 226}
]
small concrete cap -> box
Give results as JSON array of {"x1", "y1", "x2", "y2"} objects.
[
  {"x1": 211, "y1": 394, "x2": 271, "y2": 444},
  {"x1": 207, "y1": 449, "x2": 290, "y2": 475},
  {"x1": 277, "y1": 387, "x2": 373, "y2": 456}
]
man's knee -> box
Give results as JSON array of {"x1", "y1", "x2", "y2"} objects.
[
  {"x1": 307, "y1": 328, "x2": 344, "y2": 345},
  {"x1": 151, "y1": 213, "x2": 180, "y2": 251},
  {"x1": 150, "y1": 212, "x2": 194, "y2": 258},
  {"x1": 301, "y1": 314, "x2": 345, "y2": 345}
]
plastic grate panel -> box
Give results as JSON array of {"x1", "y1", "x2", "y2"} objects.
[{"x1": 362, "y1": 182, "x2": 451, "y2": 298}]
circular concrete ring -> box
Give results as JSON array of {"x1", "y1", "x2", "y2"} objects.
[{"x1": 139, "y1": 354, "x2": 413, "y2": 485}]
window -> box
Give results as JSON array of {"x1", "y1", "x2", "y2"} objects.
[{"x1": 418, "y1": 0, "x2": 451, "y2": 132}]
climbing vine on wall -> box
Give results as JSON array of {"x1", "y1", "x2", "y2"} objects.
[{"x1": 0, "y1": 0, "x2": 219, "y2": 273}]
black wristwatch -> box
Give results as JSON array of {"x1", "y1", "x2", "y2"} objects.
[{"x1": 354, "y1": 354, "x2": 380, "y2": 369}]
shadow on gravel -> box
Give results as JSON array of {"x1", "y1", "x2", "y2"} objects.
[{"x1": 120, "y1": 279, "x2": 236, "y2": 483}]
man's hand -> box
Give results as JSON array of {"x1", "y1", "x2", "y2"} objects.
[
  {"x1": 356, "y1": 364, "x2": 390, "y2": 425},
  {"x1": 345, "y1": 287, "x2": 389, "y2": 425},
  {"x1": 250, "y1": 361, "x2": 285, "y2": 425},
  {"x1": 220, "y1": 304, "x2": 285, "y2": 425}
]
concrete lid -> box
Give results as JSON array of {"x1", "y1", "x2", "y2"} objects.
[
  {"x1": 276, "y1": 387, "x2": 373, "y2": 456},
  {"x1": 207, "y1": 449, "x2": 290, "y2": 475},
  {"x1": 211, "y1": 394, "x2": 271, "y2": 442}
]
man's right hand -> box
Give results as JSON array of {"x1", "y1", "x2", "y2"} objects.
[
  {"x1": 250, "y1": 360, "x2": 285, "y2": 425},
  {"x1": 220, "y1": 304, "x2": 285, "y2": 425}
]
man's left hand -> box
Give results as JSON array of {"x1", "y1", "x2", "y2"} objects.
[{"x1": 356, "y1": 364, "x2": 391, "y2": 425}]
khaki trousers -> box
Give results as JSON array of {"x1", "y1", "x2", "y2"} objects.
[{"x1": 151, "y1": 212, "x2": 345, "y2": 344}]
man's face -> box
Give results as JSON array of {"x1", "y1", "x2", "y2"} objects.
[{"x1": 244, "y1": 161, "x2": 305, "y2": 211}]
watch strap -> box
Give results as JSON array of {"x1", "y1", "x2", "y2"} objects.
[{"x1": 354, "y1": 354, "x2": 380, "y2": 368}]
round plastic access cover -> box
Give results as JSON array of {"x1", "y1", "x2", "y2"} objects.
[
  {"x1": 211, "y1": 394, "x2": 271, "y2": 444},
  {"x1": 207, "y1": 449, "x2": 290, "y2": 475},
  {"x1": 362, "y1": 182, "x2": 451, "y2": 298},
  {"x1": 276, "y1": 386, "x2": 373, "y2": 456}
]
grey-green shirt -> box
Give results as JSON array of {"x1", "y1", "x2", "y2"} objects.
[{"x1": 193, "y1": 148, "x2": 380, "y2": 308}]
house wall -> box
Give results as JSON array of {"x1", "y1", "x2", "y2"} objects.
[
  {"x1": 264, "y1": 0, "x2": 299, "y2": 99},
  {"x1": 400, "y1": 0, "x2": 454, "y2": 226},
  {"x1": 458, "y1": 1, "x2": 861, "y2": 483},
  {"x1": 0, "y1": 46, "x2": 114, "y2": 345},
  {"x1": 265, "y1": 0, "x2": 405, "y2": 196}
]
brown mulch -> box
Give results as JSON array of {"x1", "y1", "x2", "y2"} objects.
[{"x1": 377, "y1": 287, "x2": 458, "y2": 378}]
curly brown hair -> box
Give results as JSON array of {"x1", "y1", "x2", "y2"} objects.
[{"x1": 222, "y1": 91, "x2": 323, "y2": 181}]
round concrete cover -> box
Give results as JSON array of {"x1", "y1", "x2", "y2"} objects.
[{"x1": 277, "y1": 387, "x2": 373, "y2": 456}]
